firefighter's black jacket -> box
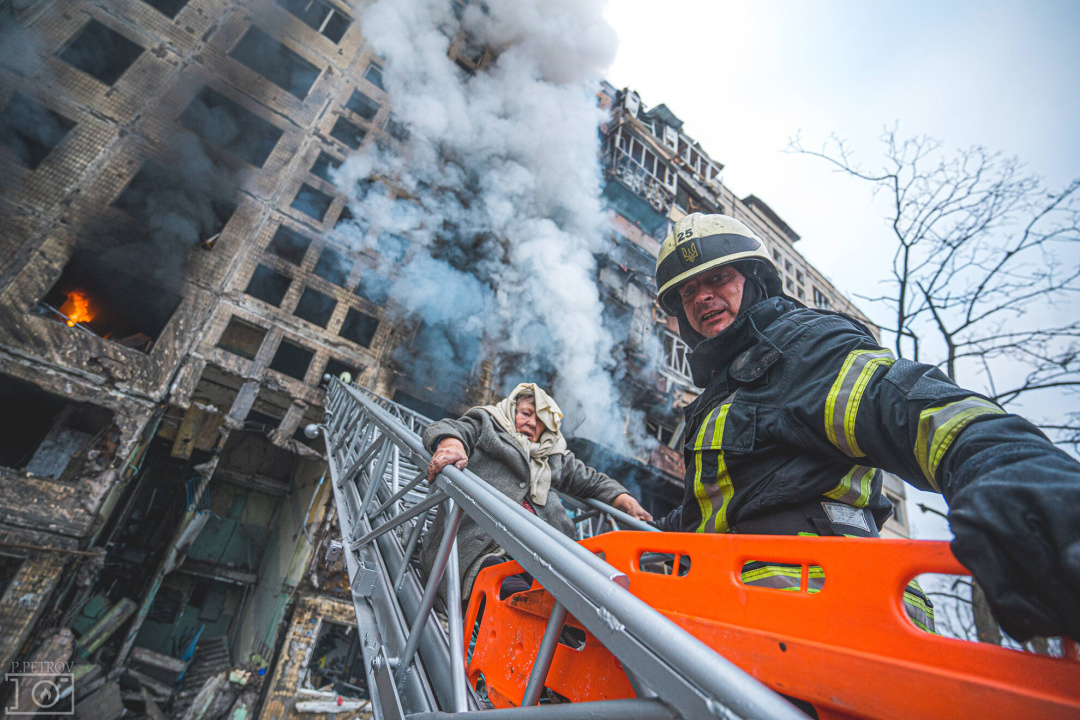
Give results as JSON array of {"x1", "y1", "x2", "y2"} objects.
[{"x1": 655, "y1": 297, "x2": 1080, "y2": 641}]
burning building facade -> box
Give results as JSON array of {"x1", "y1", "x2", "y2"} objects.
[{"x1": 0, "y1": 0, "x2": 905, "y2": 716}]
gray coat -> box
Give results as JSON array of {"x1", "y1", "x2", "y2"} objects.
[{"x1": 419, "y1": 408, "x2": 628, "y2": 600}]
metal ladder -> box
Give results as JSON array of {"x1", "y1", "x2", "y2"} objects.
[{"x1": 313, "y1": 378, "x2": 805, "y2": 720}]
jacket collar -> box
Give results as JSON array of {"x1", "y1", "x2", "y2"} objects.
[{"x1": 687, "y1": 297, "x2": 792, "y2": 387}]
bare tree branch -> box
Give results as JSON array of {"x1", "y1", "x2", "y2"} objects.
[{"x1": 790, "y1": 129, "x2": 1080, "y2": 445}]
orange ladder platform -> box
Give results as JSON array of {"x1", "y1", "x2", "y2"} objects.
[{"x1": 464, "y1": 532, "x2": 1080, "y2": 720}]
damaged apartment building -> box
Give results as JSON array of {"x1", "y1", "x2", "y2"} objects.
[
  {"x1": 0, "y1": 0, "x2": 425, "y2": 714},
  {"x1": 0, "y1": 0, "x2": 908, "y2": 716}
]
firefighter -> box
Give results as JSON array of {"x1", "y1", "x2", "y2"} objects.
[{"x1": 652, "y1": 212, "x2": 1080, "y2": 642}]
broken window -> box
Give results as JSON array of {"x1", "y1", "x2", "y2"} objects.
[
  {"x1": 323, "y1": 357, "x2": 359, "y2": 382},
  {"x1": 307, "y1": 621, "x2": 368, "y2": 698},
  {"x1": 38, "y1": 250, "x2": 183, "y2": 350},
  {"x1": 217, "y1": 317, "x2": 268, "y2": 360},
  {"x1": 354, "y1": 270, "x2": 391, "y2": 305},
  {"x1": 363, "y1": 62, "x2": 384, "y2": 90},
  {"x1": 0, "y1": 92, "x2": 75, "y2": 170},
  {"x1": 313, "y1": 246, "x2": 352, "y2": 286},
  {"x1": 293, "y1": 286, "x2": 336, "y2": 327},
  {"x1": 275, "y1": 0, "x2": 351, "y2": 43},
  {"x1": 0, "y1": 373, "x2": 115, "y2": 480},
  {"x1": 244, "y1": 265, "x2": 291, "y2": 307},
  {"x1": 179, "y1": 87, "x2": 284, "y2": 168},
  {"x1": 229, "y1": 27, "x2": 321, "y2": 100},
  {"x1": 113, "y1": 160, "x2": 236, "y2": 242},
  {"x1": 141, "y1": 0, "x2": 189, "y2": 18},
  {"x1": 338, "y1": 308, "x2": 378, "y2": 347},
  {"x1": 645, "y1": 417, "x2": 676, "y2": 446},
  {"x1": 59, "y1": 20, "x2": 143, "y2": 86},
  {"x1": 291, "y1": 183, "x2": 334, "y2": 221},
  {"x1": 329, "y1": 116, "x2": 366, "y2": 150},
  {"x1": 269, "y1": 339, "x2": 314, "y2": 380},
  {"x1": 268, "y1": 224, "x2": 311, "y2": 265},
  {"x1": 310, "y1": 151, "x2": 340, "y2": 183},
  {"x1": 345, "y1": 89, "x2": 380, "y2": 121}
]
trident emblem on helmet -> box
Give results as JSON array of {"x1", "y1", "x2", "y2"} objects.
[{"x1": 680, "y1": 242, "x2": 700, "y2": 263}]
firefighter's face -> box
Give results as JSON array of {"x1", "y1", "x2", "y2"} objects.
[
  {"x1": 680, "y1": 266, "x2": 745, "y2": 338},
  {"x1": 515, "y1": 397, "x2": 544, "y2": 442}
]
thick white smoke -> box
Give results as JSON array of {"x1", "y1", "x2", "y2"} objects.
[{"x1": 334, "y1": 0, "x2": 626, "y2": 446}]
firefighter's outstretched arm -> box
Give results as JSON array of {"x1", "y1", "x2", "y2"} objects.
[{"x1": 816, "y1": 330, "x2": 1080, "y2": 643}]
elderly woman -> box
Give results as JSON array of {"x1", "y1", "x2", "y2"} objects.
[{"x1": 421, "y1": 383, "x2": 651, "y2": 603}]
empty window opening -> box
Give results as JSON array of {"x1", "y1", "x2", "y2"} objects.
[
  {"x1": 275, "y1": 0, "x2": 351, "y2": 43},
  {"x1": 0, "y1": 554, "x2": 24, "y2": 597},
  {"x1": 354, "y1": 270, "x2": 391, "y2": 306},
  {"x1": 217, "y1": 317, "x2": 268, "y2": 360},
  {"x1": 334, "y1": 203, "x2": 357, "y2": 230},
  {"x1": 113, "y1": 160, "x2": 236, "y2": 242},
  {"x1": 269, "y1": 339, "x2": 314, "y2": 380},
  {"x1": 0, "y1": 373, "x2": 115, "y2": 480},
  {"x1": 338, "y1": 308, "x2": 378, "y2": 347},
  {"x1": 229, "y1": 27, "x2": 320, "y2": 100},
  {"x1": 345, "y1": 89, "x2": 380, "y2": 121},
  {"x1": 244, "y1": 409, "x2": 282, "y2": 433},
  {"x1": 38, "y1": 250, "x2": 182, "y2": 350},
  {"x1": 310, "y1": 151, "x2": 340, "y2": 183},
  {"x1": 59, "y1": 20, "x2": 143, "y2": 86},
  {"x1": 330, "y1": 116, "x2": 366, "y2": 150},
  {"x1": 363, "y1": 63, "x2": 384, "y2": 90},
  {"x1": 385, "y1": 115, "x2": 409, "y2": 142},
  {"x1": 293, "y1": 287, "x2": 336, "y2": 327},
  {"x1": 244, "y1": 265, "x2": 291, "y2": 307},
  {"x1": 291, "y1": 183, "x2": 334, "y2": 221},
  {"x1": 180, "y1": 87, "x2": 283, "y2": 168},
  {"x1": 141, "y1": 0, "x2": 189, "y2": 18},
  {"x1": 0, "y1": 92, "x2": 75, "y2": 170},
  {"x1": 307, "y1": 621, "x2": 368, "y2": 698},
  {"x1": 268, "y1": 224, "x2": 311, "y2": 265},
  {"x1": 313, "y1": 247, "x2": 352, "y2": 286},
  {"x1": 323, "y1": 357, "x2": 359, "y2": 382},
  {"x1": 813, "y1": 287, "x2": 831, "y2": 310}
]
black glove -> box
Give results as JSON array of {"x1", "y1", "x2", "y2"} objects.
[{"x1": 947, "y1": 439, "x2": 1080, "y2": 642}]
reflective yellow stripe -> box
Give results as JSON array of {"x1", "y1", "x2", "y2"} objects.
[
  {"x1": 741, "y1": 563, "x2": 825, "y2": 593},
  {"x1": 691, "y1": 410, "x2": 714, "y2": 532},
  {"x1": 915, "y1": 397, "x2": 1006, "y2": 490},
  {"x1": 692, "y1": 404, "x2": 734, "y2": 534},
  {"x1": 824, "y1": 465, "x2": 876, "y2": 508},
  {"x1": 825, "y1": 349, "x2": 895, "y2": 457}
]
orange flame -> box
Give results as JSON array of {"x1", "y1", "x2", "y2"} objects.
[{"x1": 59, "y1": 290, "x2": 94, "y2": 327}]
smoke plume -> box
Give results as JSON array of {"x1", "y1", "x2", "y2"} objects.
[{"x1": 334, "y1": 0, "x2": 627, "y2": 446}]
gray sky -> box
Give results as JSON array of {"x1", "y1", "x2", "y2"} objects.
[{"x1": 604, "y1": 0, "x2": 1080, "y2": 538}]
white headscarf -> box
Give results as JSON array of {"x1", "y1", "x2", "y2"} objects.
[{"x1": 479, "y1": 383, "x2": 568, "y2": 506}]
